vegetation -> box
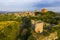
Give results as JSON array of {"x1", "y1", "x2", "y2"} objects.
[
  {"x1": 0, "y1": 11, "x2": 60, "y2": 40},
  {"x1": 0, "y1": 21, "x2": 20, "y2": 40}
]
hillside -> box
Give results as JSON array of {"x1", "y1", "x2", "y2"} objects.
[
  {"x1": 0, "y1": 21, "x2": 20, "y2": 40},
  {"x1": 0, "y1": 11, "x2": 60, "y2": 40}
]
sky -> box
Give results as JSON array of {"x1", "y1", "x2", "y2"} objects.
[{"x1": 0, "y1": 0, "x2": 60, "y2": 12}]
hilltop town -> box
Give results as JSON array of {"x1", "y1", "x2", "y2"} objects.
[
  {"x1": 0, "y1": 8, "x2": 60, "y2": 40},
  {"x1": 6, "y1": 8, "x2": 48, "y2": 17}
]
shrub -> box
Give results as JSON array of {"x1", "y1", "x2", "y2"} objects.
[{"x1": 0, "y1": 21, "x2": 20, "y2": 40}]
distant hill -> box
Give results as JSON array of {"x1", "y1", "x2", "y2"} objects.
[{"x1": 0, "y1": 11, "x2": 7, "y2": 13}]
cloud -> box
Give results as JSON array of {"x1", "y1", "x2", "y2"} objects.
[
  {"x1": 40, "y1": 0, "x2": 60, "y2": 3},
  {"x1": 33, "y1": 0, "x2": 60, "y2": 12},
  {"x1": 34, "y1": 2, "x2": 60, "y2": 8},
  {"x1": 0, "y1": 0, "x2": 42, "y2": 11},
  {"x1": 0, "y1": 0, "x2": 60, "y2": 12},
  {"x1": 45, "y1": 7, "x2": 60, "y2": 12}
]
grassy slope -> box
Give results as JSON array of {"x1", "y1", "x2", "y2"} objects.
[
  {"x1": 57, "y1": 29, "x2": 60, "y2": 40},
  {"x1": 0, "y1": 21, "x2": 20, "y2": 40}
]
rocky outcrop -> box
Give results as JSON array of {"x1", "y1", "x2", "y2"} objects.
[
  {"x1": 43, "y1": 32, "x2": 58, "y2": 40},
  {"x1": 31, "y1": 32, "x2": 58, "y2": 40}
]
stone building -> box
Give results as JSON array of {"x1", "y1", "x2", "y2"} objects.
[
  {"x1": 31, "y1": 20, "x2": 44, "y2": 33},
  {"x1": 28, "y1": 12, "x2": 35, "y2": 16},
  {"x1": 14, "y1": 12, "x2": 35, "y2": 17},
  {"x1": 35, "y1": 21, "x2": 44, "y2": 33},
  {"x1": 41, "y1": 8, "x2": 48, "y2": 13}
]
